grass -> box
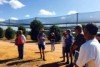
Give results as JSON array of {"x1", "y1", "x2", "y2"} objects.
[{"x1": 0, "y1": 40, "x2": 68, "y2": 67}]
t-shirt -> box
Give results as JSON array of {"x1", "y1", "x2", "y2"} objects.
[
  {"x1": 50, "y1": 35, "x2": 55, "y2": 42},
  {"x1": 61, "y1": 36, "x2": 66, "y2": 47},
  {"x1": 73, "y1": 34, "x2": 86, "y2": 51},
  {"x1": 76, "y1": 38, "x2": 100, "y2": 67},
  {"x1": 66, "y1": 34, "x2": 73, "y2": 45},
  {"x1": 37, "y1": 33, "x2": 46, "y2": 45}
]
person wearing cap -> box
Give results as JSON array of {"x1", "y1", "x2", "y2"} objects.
[
  {"x1": 76, "y1": 24, "x2": 100, "y2": 67},
  {"x1": 65, "y1": 29, "x2": 73, "y2": 64},
  {"x1": 15, "y1": 30, "x2": 26, "y2": 59},
  {"x1": 68, "y1": 25, "x2": 86, "y2": 66},
  {"x1": 37, "y1": 28, "x2": 46, "y2": 61},
  {"x1": 50, "y1": 32, "x2": 55, "y2": 51}
]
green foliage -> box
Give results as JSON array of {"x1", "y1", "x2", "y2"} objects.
[
  {"x1": 30, "y1": 20, "x2": 44, "y2": 41},
  {"x1": 5, "y1": 27, "x2": 15, "y2": 40},
  {"x1": 48, "y1": 25, "x2": 61, "y2": 42},
  {"x1": 0, "y1": 27, "x2": 4, "y2": 38},
  {"x1": 18, "y1": 25, "x2": 27, "y2": 36}
]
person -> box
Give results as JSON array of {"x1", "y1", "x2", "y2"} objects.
[
  {"x1": 61, "y1": 31, "x2": 67, "y2": 62},
  {"x1": 65, "y1": 29, "x2": 73, "y2": 64},
  {"x1": 68, "y1": 25, "x2": 86, "y2": 67},
  {"x1": 37, "y1": 28, "x2": 46, "y2": 61},
  {"x1": 96, "y1": 34, "x2": 100, "y2": 43},
  {"x1": 50, "y1": 32, "x2": 55, "y2": 51},
  {"x1": 15, "y1": 30, "x2": 26, "y2": 59},
  {"x1": 76, "y1": 24, "x2": 100, "y2": 67}
]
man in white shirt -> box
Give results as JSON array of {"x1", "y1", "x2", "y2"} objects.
[{"x1": 76, "y1": 24, "x2": 100, "y2": 67}]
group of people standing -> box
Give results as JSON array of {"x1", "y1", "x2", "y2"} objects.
[
  {"x1": 61, "y1": 24, "x2": 100, "y2": 67},
  {"x1": 61, "y1": 25, "x2": 86, "y2": 67},
  {"x1": 15, "y1": 23, "x2": 100, "y2": 67}
]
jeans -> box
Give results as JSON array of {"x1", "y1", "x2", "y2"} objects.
[{"x1": 18, "y1": 45, "x2": 24, "y2": 59}]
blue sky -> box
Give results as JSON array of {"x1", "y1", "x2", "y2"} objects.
[{"x1": 0, "y1": 0, "x2": 100, "y2": 21}]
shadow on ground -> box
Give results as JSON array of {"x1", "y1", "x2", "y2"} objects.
[
  {"x1": 0, "y1": 58, "x2": 43, "y2": 66},
  {"x1": 40, "y1": 61, "x2": 66, "y2": 67},
  {"x1": 7, "y1": 60, "x2": 32, "y2": 66},
  {"x1": 0, "y1": 58, "x2": 18, "y2": 64}
]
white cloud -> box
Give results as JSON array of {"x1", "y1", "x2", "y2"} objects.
[
  {"x1": 67, "y1": 10, "x2": 78, "y2": 15},
  {"x1": 0, "y1": 18, "x2": 5, "y2": 22},
  {"x1": 0, "y1": 0, "x2": 25, "y2": 9},
  {"x1": 25, "y1": 14, "x2": 30, "y2": 18},
  {"x1": 39, "y1": 9, "x2": 56, "y2": 16},
  {"x1": 0, "y1": 0, "x2": 8, "y2": 5},
  {"x1": 61, "y1": 17, "x2": 66, "y2": 20},
  {"x1": 10, "y1": 17, "x2": 18, "y2": 20},
  {"x1": 9, "y1": 0, "x2": 25, "y2": 9}
]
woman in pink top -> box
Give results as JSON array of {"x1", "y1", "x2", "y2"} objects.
[{"x1": 15, "y1": 30, "x2": 26, "y2": 59}]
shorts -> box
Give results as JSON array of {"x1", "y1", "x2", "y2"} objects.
[
  {"x1": 38, "y1": 44, "x2": 45, "y2": 50},
  {"x1": 51, "y1": 41, "x2": 55, "y2": 45},
  {"x1": 74, "y1": 50, "x2": 79, "y2": 63},
  {"x1": 65, "y1": 44, "x2": 71, "y2": 53},
  {"x1": 62, "y1": 47, "x2": 66, "y2": 54}
]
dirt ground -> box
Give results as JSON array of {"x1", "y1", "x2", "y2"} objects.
[{"x1": 0, "y1": 40, "x2": 70, "y2": 67}]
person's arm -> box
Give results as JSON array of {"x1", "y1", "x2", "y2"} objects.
[
  {"x1": 76, "y1": 45, "x2": 86, "y2": 67},
  {"x1": 70, "y1": 44, "x2": 78, "y2": 52},
  {"x1": 22, "y1": 35, "x2": 26, "y2": 42}
]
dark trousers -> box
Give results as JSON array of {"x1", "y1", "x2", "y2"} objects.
[{"x1": 18, "y1": 45, "x2": 24, "y2": 59}]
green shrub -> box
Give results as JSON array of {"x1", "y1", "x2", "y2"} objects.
[
  {"x1": 0, "y1": 27, "x2": 4, "y2": 38},
  {"x1": 30, "y1": 20, "x2": 44, "y2": 41},
  {"x1": 5, "y1": 27, "x2": 15, "y2": 40}
]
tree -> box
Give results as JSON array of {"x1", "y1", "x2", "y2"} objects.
[
  {"x1": 0, "y1": 27, "x2": 4, "y2": 38},
  {"x1": 30, "y1": 20, "x2": 44, "y2": 41},
  {"x1": 18, "y1": 25, "x2": 27, "y2": 36},
  {"x1": 5, "y1": 27, "x2": 15, "y2": 40},
  {"x1": 48, "y1": 25, "x2": 61, "y2": 42}
]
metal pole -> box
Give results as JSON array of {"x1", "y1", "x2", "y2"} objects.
[
  {"x1": 76, "y1": 13, "x2": 78, "y2": 25},
  {"x1": 9, "y1": 19, "x2": 10, "y2": 27}
]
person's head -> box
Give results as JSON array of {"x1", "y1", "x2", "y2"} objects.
[
  {"x1": 62, "y1": 31, "x2": 66, "y2": 36},
  {"x1": 96, "y1": 34, "x2": 100, "y2": 41},
  {"x1": 74, "y1": 25, "x2": 82, "y2": 35},
  {"x1": 66, "y1": 29, "x2": 71, "y2": 34},
  {"x1": 83, "y1": 24, "x2": 98, "y2": 40},
  {"x1": 18, "y1": 30, "x2": 23, "y2": 35},
  {"x1": 39, "y1": 28, "x2": 45, "y2": 33}
]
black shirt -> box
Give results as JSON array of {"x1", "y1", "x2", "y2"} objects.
[{"x1": 73, "y1": 34, "x2": 86, "y2": 51}]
